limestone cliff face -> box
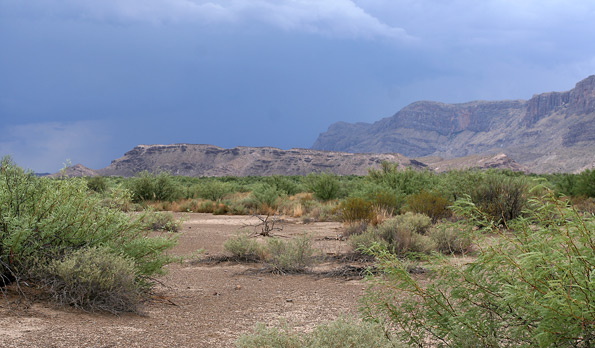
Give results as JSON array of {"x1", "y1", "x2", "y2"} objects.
[
  {"x1": 97, "y1": 144, "x2": 425, "y2": 177},
  {"x1": 313, "y1": 75, "x2": 595, "y2": 173}
]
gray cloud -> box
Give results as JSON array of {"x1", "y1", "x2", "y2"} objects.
[
  {"x1": 3, "y1": 0, "x2": 412, "y2": 41},
  {"x1": 0, "y1": 121, "x2": 112, "y2": 173}
]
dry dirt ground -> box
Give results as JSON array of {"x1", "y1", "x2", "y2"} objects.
[{"x1": 1, "y1": 214, "x2": 370, "y2": 348}]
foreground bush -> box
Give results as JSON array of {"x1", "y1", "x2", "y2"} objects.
[
  {"x1": 363, "y1": 190, "x2": 595, "y2": 347},
  {"x1": 236, "y1": 318, "x2": 402, "y2": 348},
  {"x1": 0, "y1": 158, "x2": 176, "y2": 312},
  {"x1": 42, "y1": 247, "x2": 141, "y2": 313}
]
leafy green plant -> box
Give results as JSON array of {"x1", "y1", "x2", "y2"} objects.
[
  {"x1": 0, "y1": 158, "x2": 176, "y2": 311},
  {"x1": 192, "y1": 181, "x2": 233, "y2": 201},
  {"x1": 308, "y1": 173, "x2": 342, "y2": 201},
  {"x1": 363, "y1": 190, "x2": 595, "y2": 347},
  {"x1": 251, "y1": 184, "x2": 282, "y2": 211},
  {"x1": 128, "y1": 171, "x2": 182, "y2": 203}
]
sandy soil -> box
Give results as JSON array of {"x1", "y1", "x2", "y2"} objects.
[{"x1": 1, "y1": 214, "x2": 369, "y2": 348}]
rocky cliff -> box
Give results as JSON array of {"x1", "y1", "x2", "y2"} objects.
[
  {"x1": 96, "y1": 144, "x2": 426, "y2": 177},
  {"x1": 313, "y1": 75, "x2": 595, "y2": 173}
]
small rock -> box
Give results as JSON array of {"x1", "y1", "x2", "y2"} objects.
[
  {"x1": 286, "y1": 299, "x2": 293, "y2": 303},
  {"x1": 235, "y1": 285, "x2": 242, "y2": 290}
]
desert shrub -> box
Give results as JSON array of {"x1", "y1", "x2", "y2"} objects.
[
  {"x1": 349, "y1": 227, "x2": 387, "y2": 253},
  {"x1": 236, "y1": 318, "x2": 401, "y2": 348},
  {"x1": 363, "y1": 190, "x2": 595, "y2": 347},
  {"x1": 98, "y1": 185, "x2": 136, "y2": 212},
  {"x1": 376, "y1": 213, "x2": 434, "y2": 255},
  {"x1": 405, "y1": 190, "x2": 451, "y2": 223},
  {"x1": 251, "y1": 184, "x2": 282, "y2": 211},
  {"x1": 224, "y1": 233, "x2": 263, "y2": 262},
  {"x1": 471, "y1": 174, "x2": 529, "y2": 224},
  {"x1": 42, "y1": 247, "x2": 141, "y2": 313},
  {"x1": 140, "y1": 211, "x2": 182, "y2": 232},
  {"x1": 344, "y1": 221, "x2": 369, "y2": 237},
  {"x1": 428, "y1": 222, "x2": 473, "y2": 254},
  {"x1": 575, "y1": 169, "x2": 595, "y2": 197},
  {"x1": 340, "y1": 197, "x2": 375, "y2": 225},
  {"x1": 86, "y1": 176, "x2": 107, "y2": 193},
  {"x1": 571, "y1": 196, "x2": 595, "y2": 214},
  {"x1": 367, "y1": 162, "x2": 437, "y2": 196},
  {"x1": 0, "y1": 158, "x2": 176, "y2": 311},
  {"x1": 267, "y1": 176, "x2": 303, "y2": 196},
  {"x1": 128, "y1": 171, "x2": 182, "y2": 203},
  {"x1": 192, "y1": 181, "x2": 233, "y2": 201},
  {"x1": 264, "y1": 234, "x2": 315, "y2": 273},
  {"x1": 307, "y1": 173, "x2": 343, "y2": 201}
]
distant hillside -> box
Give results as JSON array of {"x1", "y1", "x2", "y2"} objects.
[
  {"x1": 96, "y1": 144, "x2": 426, "y2": 177},
  {"x1": 313, "y1": 75, "x2": 595, "y2": 173}
]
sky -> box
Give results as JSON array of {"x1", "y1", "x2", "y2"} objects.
[{"x1": 1, "y1": 0, "x2": 595, "y2": 173}]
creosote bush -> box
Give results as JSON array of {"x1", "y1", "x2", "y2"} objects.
[
  {"x1": 405, "y1": 190, "x2": 451, "y2": 223},
  {"x1": 340, "y1": 197, "x2": 375, "y2": 226},
  {"x1": 471, "y1": 174, "x2": 529, "y2": 224}
]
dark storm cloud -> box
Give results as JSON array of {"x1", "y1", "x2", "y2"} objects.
[{"x1": 1, "y1": 0, "x2": 594, "y2": 172}]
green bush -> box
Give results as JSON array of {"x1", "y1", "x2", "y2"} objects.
[
  {"x1": 405, "y1": 190, "x2": 451, "y2": 223},
  {"x1": 224, "y1": 232, "x2": 263, "y2": 262},
  {"x1": 128, "y1": 171, "x2": 182, "y2": 203},
  {"x1": 340, "y1": 197, "x2": 375, "y2": 225},
  {"x1": 576, "y1": 169, "x2": 595, "y2": 197},
  {"x1": 471, "y1": 174, "x2": 529, "y2": 224},
  {"x1": 349, "y1": 227, "x2": 387, "y2": 253},
  {"x1": 428, "y1": 222, "x2": 472, "y2": 254},
  {"x1": 308, "y1": 173, "x2": 342, "y2": 201},
  {"x1": 363, "y1": 190, "x2": 595, "y2": 347},
  {"x1": 376, "y1": 213, "x2": 434, "y2": 255},
  {"x1": 42, "y1": 247, "x2": 141, "y2": 313},
  {"x1": 236, "y1": 318, "x2": 402, "y2": 348},
  {"x1": 251, "y1": 185, "x2": 282, "y2": 210},
  {"x1": 264, "y1": 234, "x2": 315, "y2": 273},
  {"x1": 86, "y1": 176, "x2": 107, "y2": 193},
  {"x1": 0, "y1": 158, "x2": 176, "y2": 311},
  {"x1": 140, "y1": 211, "x2": 182, "y2": 232},
  {"x1": 192, "y1": 181, "x2": 233, "y2": 201}
]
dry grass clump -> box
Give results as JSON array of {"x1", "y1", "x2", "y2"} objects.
[{"x1": 236, "y1": 317, "x2": 403, "y2": 348}]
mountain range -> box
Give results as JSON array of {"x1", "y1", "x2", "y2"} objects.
[
  {"x1": 313, "y1": 75, "x2": 595, "y2": 173},
  {"x1": 55, "y1": 76, "x2": 595, "y2": 177}
]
